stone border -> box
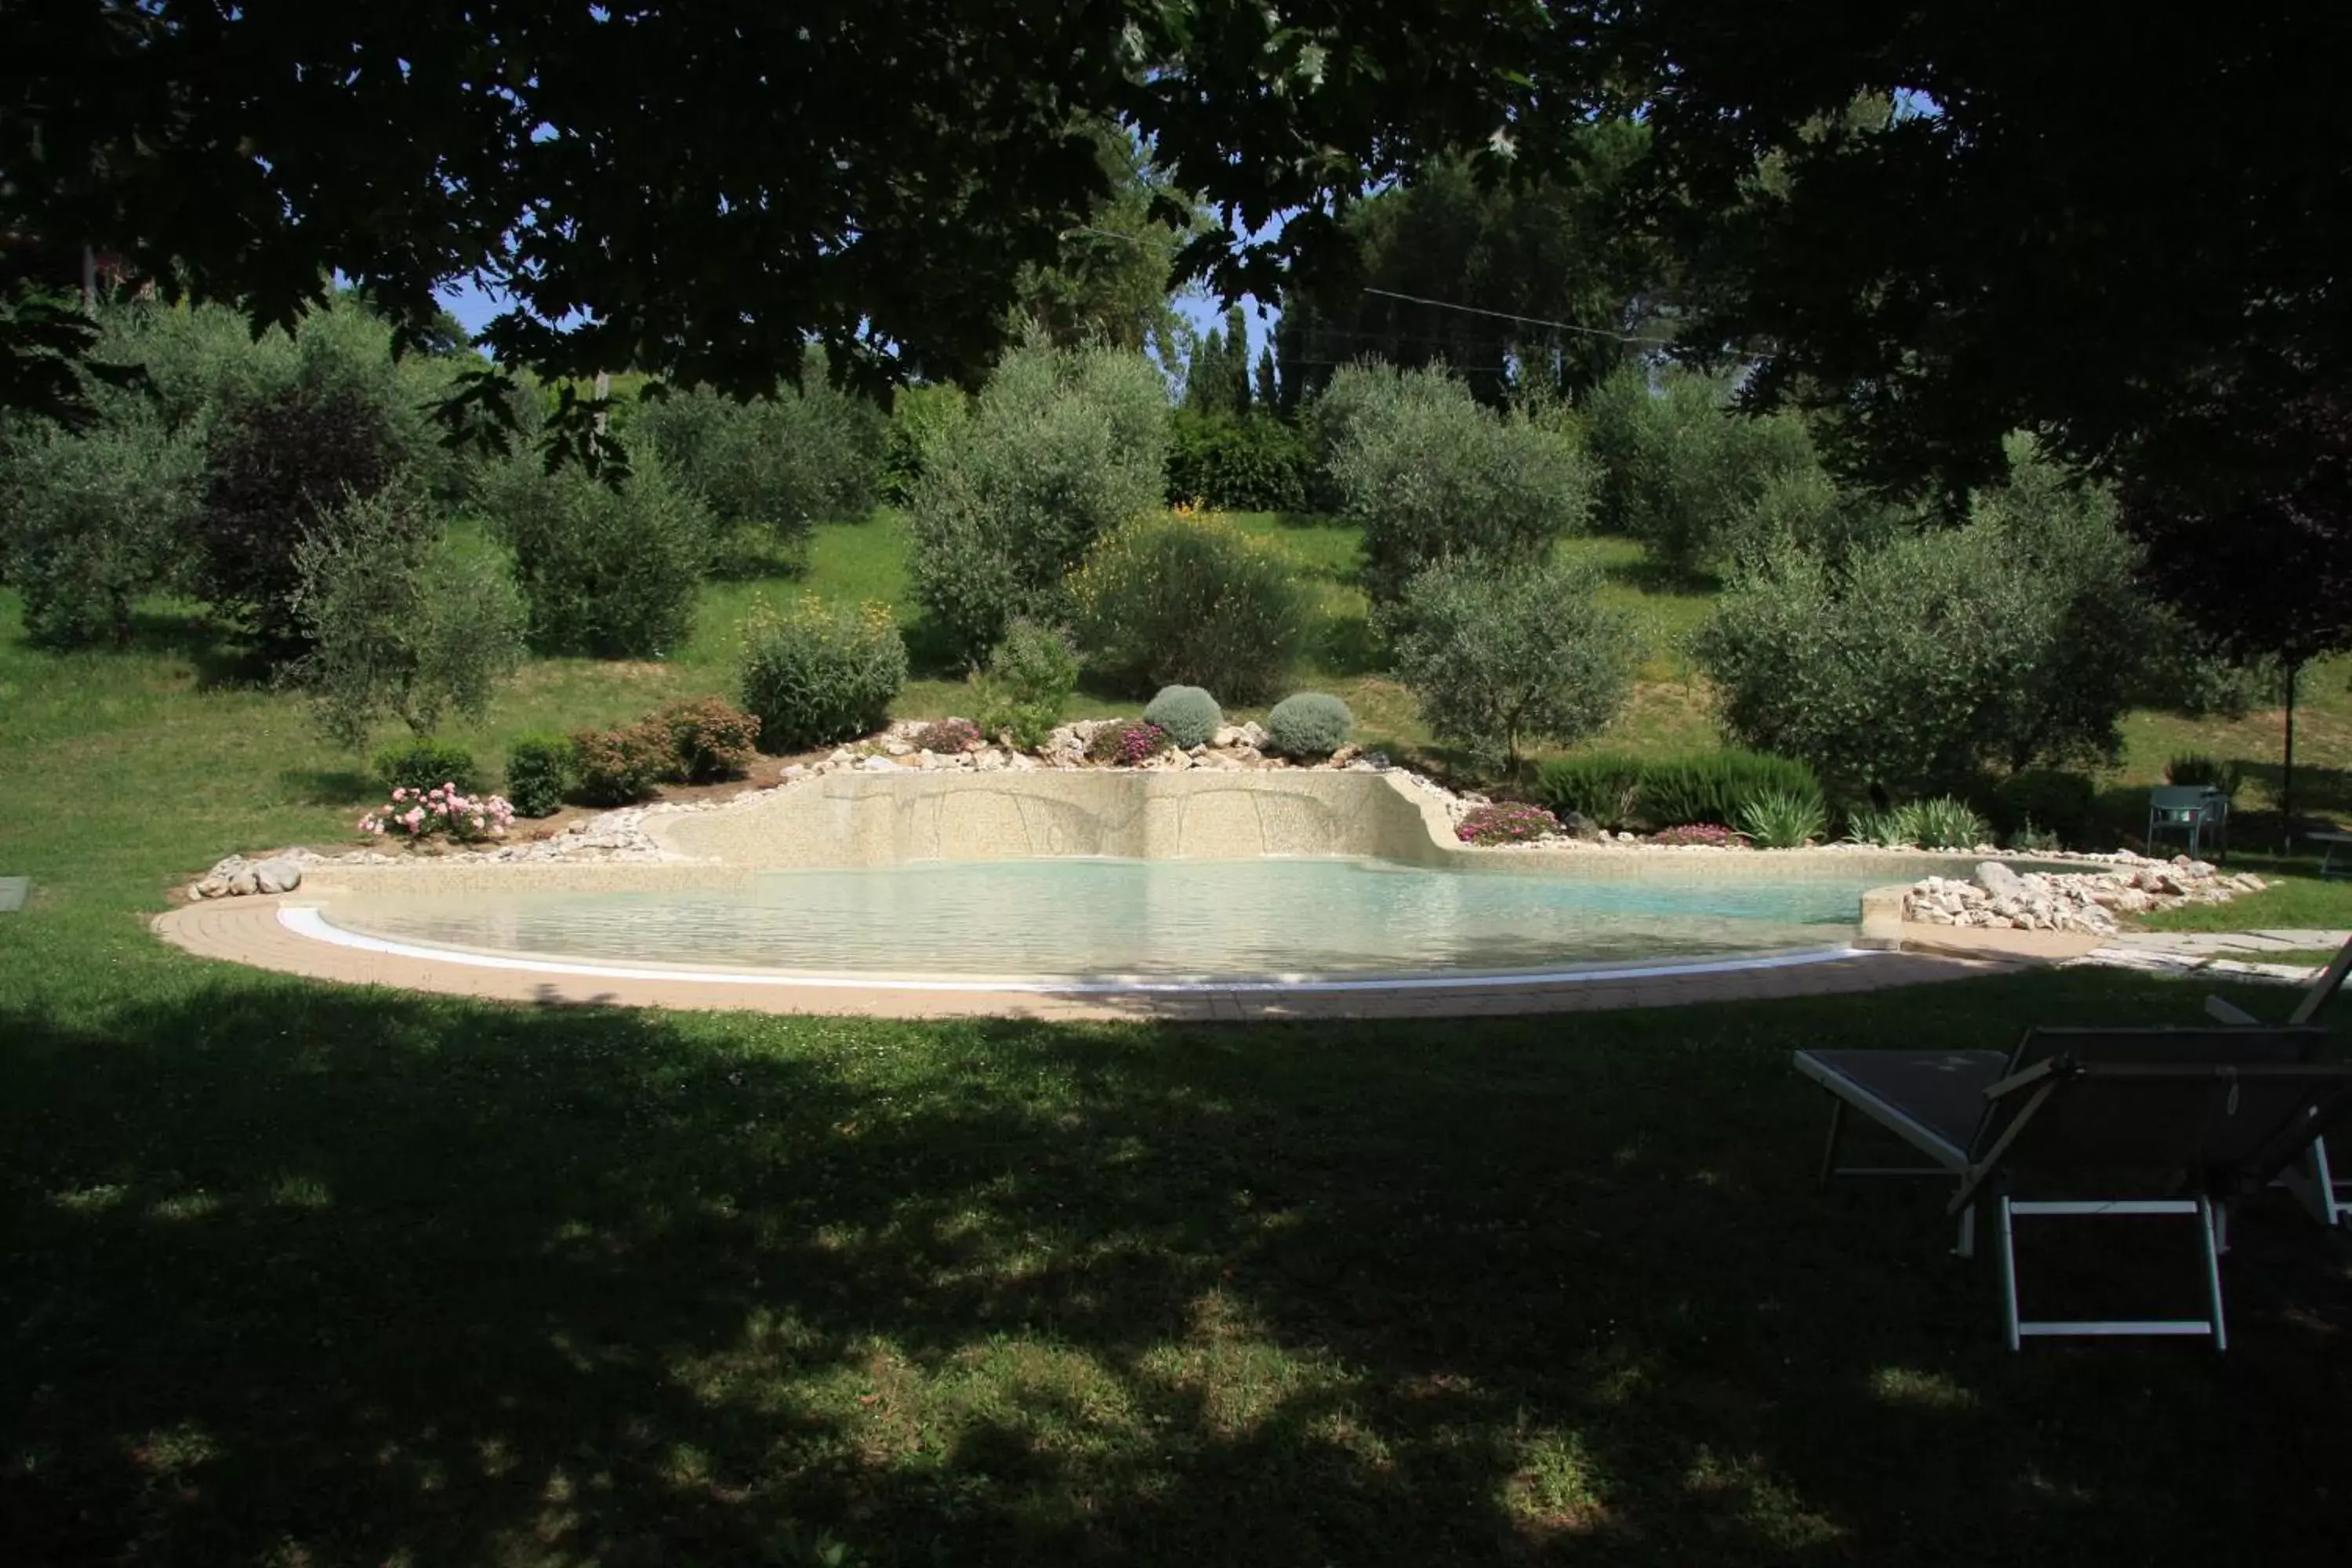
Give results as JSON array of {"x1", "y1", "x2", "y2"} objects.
[{"x1": 153, "y1": 896, "x2": 2028, "y2": 1022}]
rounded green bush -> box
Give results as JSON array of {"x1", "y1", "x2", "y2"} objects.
[
  {"x1": 374, "y1": 737, "x2": 480, "y2": 795},
  {"x1": 736, "y1": 596, "x2": 909, "y2": 752},
  {"x1": 1143, "y1": 686, "x2": 1223, "y2": 750},
  {"x1": 1067, "y1": 510, "x2": 1310, "y2": 702},
  {"x1": 504, "y1": 734, "x2": 575, "y2": 818},
  {"x1": 1265, "y1": 692, "x2": 1353, "y2": 759}
]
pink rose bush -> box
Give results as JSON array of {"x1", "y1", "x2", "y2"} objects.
[{"x1": 358, "y1": 782, "x2": 517, "y2": 846}]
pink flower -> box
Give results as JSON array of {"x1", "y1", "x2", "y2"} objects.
[{"x1": 391, "y1": 788, "x2": 408, "y2": 802}]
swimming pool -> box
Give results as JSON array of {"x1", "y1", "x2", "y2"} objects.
[{"x1": 309, "y1": 855, "x2": 1898, "y2": 983}]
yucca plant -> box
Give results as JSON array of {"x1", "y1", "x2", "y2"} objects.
[
  {"x1": 1894, "y1": 795, "x2": 1991, "y2": 851},
  {"x1": 1842, "y1": 808, "x2": 1911, "y2": 848},
  {"x1": 1736, "y1": 788, "x2": 1829, "y2": 849}
]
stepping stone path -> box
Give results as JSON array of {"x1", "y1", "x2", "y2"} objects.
[{"x1": 0, "y1": 877, "x2": 25, "y2": 913}]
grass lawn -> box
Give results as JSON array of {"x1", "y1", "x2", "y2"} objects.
[{"x1": 9, "y1": 539, "x2": 2352, "y2": 1563}]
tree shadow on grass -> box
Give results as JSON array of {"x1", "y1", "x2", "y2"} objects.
[
  {"x1": 277, "y1": 767, "x2": 378, "y2": 807},
  {"x1": 2, "y1": 972, "x2": 2348, "y2": 1566}
]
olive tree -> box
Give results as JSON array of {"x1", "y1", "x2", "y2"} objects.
[
  {"x1": 288, "y1": 488, "x2": 528, "y2": 747},
  {"x1": 1383, "y1": 555, "x2": 1641, "y2": 777}
]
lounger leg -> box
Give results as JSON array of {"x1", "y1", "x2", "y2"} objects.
[
  {"x1": 1998, "y1": 1197, "x2": 2021, "y2": 1352},
  {"x1": 1817, "y1": 1098, "x2": 1847, "y2": 1187},
  {"x1": 2198, "y1": 1197, "x2": 2229, "y2": 1353}
]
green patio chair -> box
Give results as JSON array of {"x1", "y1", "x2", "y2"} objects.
[{"x1": 2147, "y1": 785, "x2": 2227, "y2": 860}]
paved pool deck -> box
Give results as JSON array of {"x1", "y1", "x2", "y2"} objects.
[{"x1": 156, "y1": 895, "x2": 2031, "y2": 1022}]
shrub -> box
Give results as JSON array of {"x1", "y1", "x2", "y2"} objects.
[
  {"x1": 570, "y1": 720, "x2": 672, "y2": 806},
  {"x1": 1893, "y1": 796, "x2": 1991, "y2": 851},
  {"x1": 1164, "y1": 409, "x2": 1313, "y2": 511},
  {"x1": 1143, "y1": 686, "x2": 1223, "y2": 750},
  {"x1": 194, "y1": 382, "x2": 411, "y2": 658},
  {"x1": 1324, "y1": 363, "x2": 1593, "y2": 603},
  {"x1": 1457, "y1": 802, "x2": 1562, "y2": 846},
  {"x1": 906, "y1": 339, "x2": 1169, "y2": 659},
  {"x1": 1382, "y1": 556, "x2": 1639, "y2": 776},
  {"x1": 973, "y1": 618, "x2": 1080, "y2": 751},
  {"x1": 1987, "y1": 769, "x2": 2099, "y2": 840},
  {"x1": 882, "y1": 383, "x2": 969, "y2": 503},
  {"x1": 1085, "y1": 720, "x2": 1171, "y2": 765},
  {"x1": 374, "y1": 737, "x2": 481, "y2": 795},
  {"x1": 1650, "y1": 823, "x2": 1750, "y2": 848},
  {"x1": 0, "y1": 407, "x2": 203, "y2": 647},
  {"x1": 2165, "y1": 753, "x2": 2244, "y2": 800},
  {"x1": 1694, "y1": 438, "x2": 2157, "y2": 797},
  {"x1": 288, "y1": 488, "x2": 527, "y2": 749},
  {"x1": 1581, "y1": 363, "x2": 1820, "y2": 577},
  {"x1": 653, "y1": 695, "x2": 762, "y2": 783},
  {"x1": 911, "y1": 717, "x2": 984, "y2": 754},
  {"x1": 2007, "y1": 819, "x2": 2063, "y2": 854},
  {"x1": 1066, "y1": 510, "x2": 1310, "y2": 701},
  {"x1": 1641, "y1": 751, "x2": 1824, "y2": 830},
  {"x1": 477, "y1": 445, "x2": 710, "y2": 657},
  {"x1": 634, "y1": 375, "x2": 885, "y2": 565},
  {"x1": 1265, "y1": 692, "x2": 1354, "y2": 759},
  {"x1": 1736, "y1": 789, "x2": 1830, "y2": 849},
  {"x1": 735, "y1": 596, "x2": 908, "y2": 753},
  {"x1": 1532, "y1": 753, "x2": 1648, "y2": 831},
  {"x1": 358, "y1": 782, "x2": 516, "y2": 846},
  {"x1": 504, "y1": 734, "x2": 575, "y2": 818}
]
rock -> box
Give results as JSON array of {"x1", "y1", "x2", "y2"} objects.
[
  {"x1": 1211, "y1": 725, "x2": 1248, "y2": 749},
  {"x1": 882, "y1": 740, "x2": 913, "y2": 757},
  {"x1": 1007, "y1": 752, "x2": 1040, "y2": 771},
  {"x1": 826, "y1": 748, "x2": 855, "y2": 765},
  {"x1": 227, "y1": 869, "x2": 258, "y2": 897},
  {"x1": 975, "y1": 749, "x2": 1006, "y2": 772},
  {"x1": 1330, "y1": 742, "x2": 1363, "y2": 766},
  {"x1": 1240, "y1": 721, "x2": 1269, "y2": 747},
  {"x1": 1976, "y1": 861, "x2": 2029, "y2": 902},
  {"x1": 1617, "y1": 831, "x2": 1635, "y2": 843},
  {"x1": 779, "y1": 764, "x2": 808, "y2": 782},
  {"x1": 252, "y1": 857, "x2": 302, "y2": 895},
  {"x1": 856, "y1": 755, "x2": 902, "y2": 773},
  {"x1": 1558, "y1": 811, "x2": 1604, "y2": 842}
]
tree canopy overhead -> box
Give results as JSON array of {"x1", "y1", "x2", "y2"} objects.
[
  {"x1": 3, "y1": 2, "x2": 1573, "y2": 408},
  {"x1": 1634, "y1": 2, "x2": 2352, "y2": 495}
]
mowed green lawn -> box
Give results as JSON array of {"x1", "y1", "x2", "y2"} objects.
[{"x1": 9, "y1": 531, "x2": 2352, "y2": 1564}]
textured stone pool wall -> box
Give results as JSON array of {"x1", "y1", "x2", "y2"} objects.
[{"x1": 647, "y1": 770, "x2": 1458, "y2": 868}]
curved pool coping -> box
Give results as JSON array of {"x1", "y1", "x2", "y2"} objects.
[{"x1": 154, "y1": 895, "x2": 2033, "y2": 1023}]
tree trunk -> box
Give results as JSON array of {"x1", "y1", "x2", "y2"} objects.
[{"x1": 2283, "y1": 659, "x2": 2301, "y2": 851}]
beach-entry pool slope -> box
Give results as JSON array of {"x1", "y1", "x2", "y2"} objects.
[{"x1": 315, "y1": 855, "x2": 1896, "y2": 982}]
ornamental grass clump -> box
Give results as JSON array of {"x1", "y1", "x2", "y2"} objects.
[
  {"x1": 358, "y1": 783, "x2": 516, "y2": 845},
  {"x1": 1456, "y1": 802, "x2": 1562, "y2": 846},
  {"x1": 1734, "y1": 788, "x2": 1830, "y2": 848},
  {"x1": 1893, "y1": 796, "x2": 1991, "y2": 851},
  {"x1": 1085, "y1": 720, "x2": 1171, "y2": 766}
]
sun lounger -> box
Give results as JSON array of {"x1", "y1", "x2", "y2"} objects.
[
  {"x1": 1795, "y1": 1027, "x2": 2352, "y2": 1349},
  {"x1": 2204, "y1": 936, "x2": 2352, "y2": 1226}
]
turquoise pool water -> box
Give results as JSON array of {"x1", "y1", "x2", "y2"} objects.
[{"x1": 320, "y1": 856, "x2": 1893, "y2": 980}]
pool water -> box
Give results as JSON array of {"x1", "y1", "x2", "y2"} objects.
[{"x1": 319, "y1": 856, "x2": 1889, "y2": 980}]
